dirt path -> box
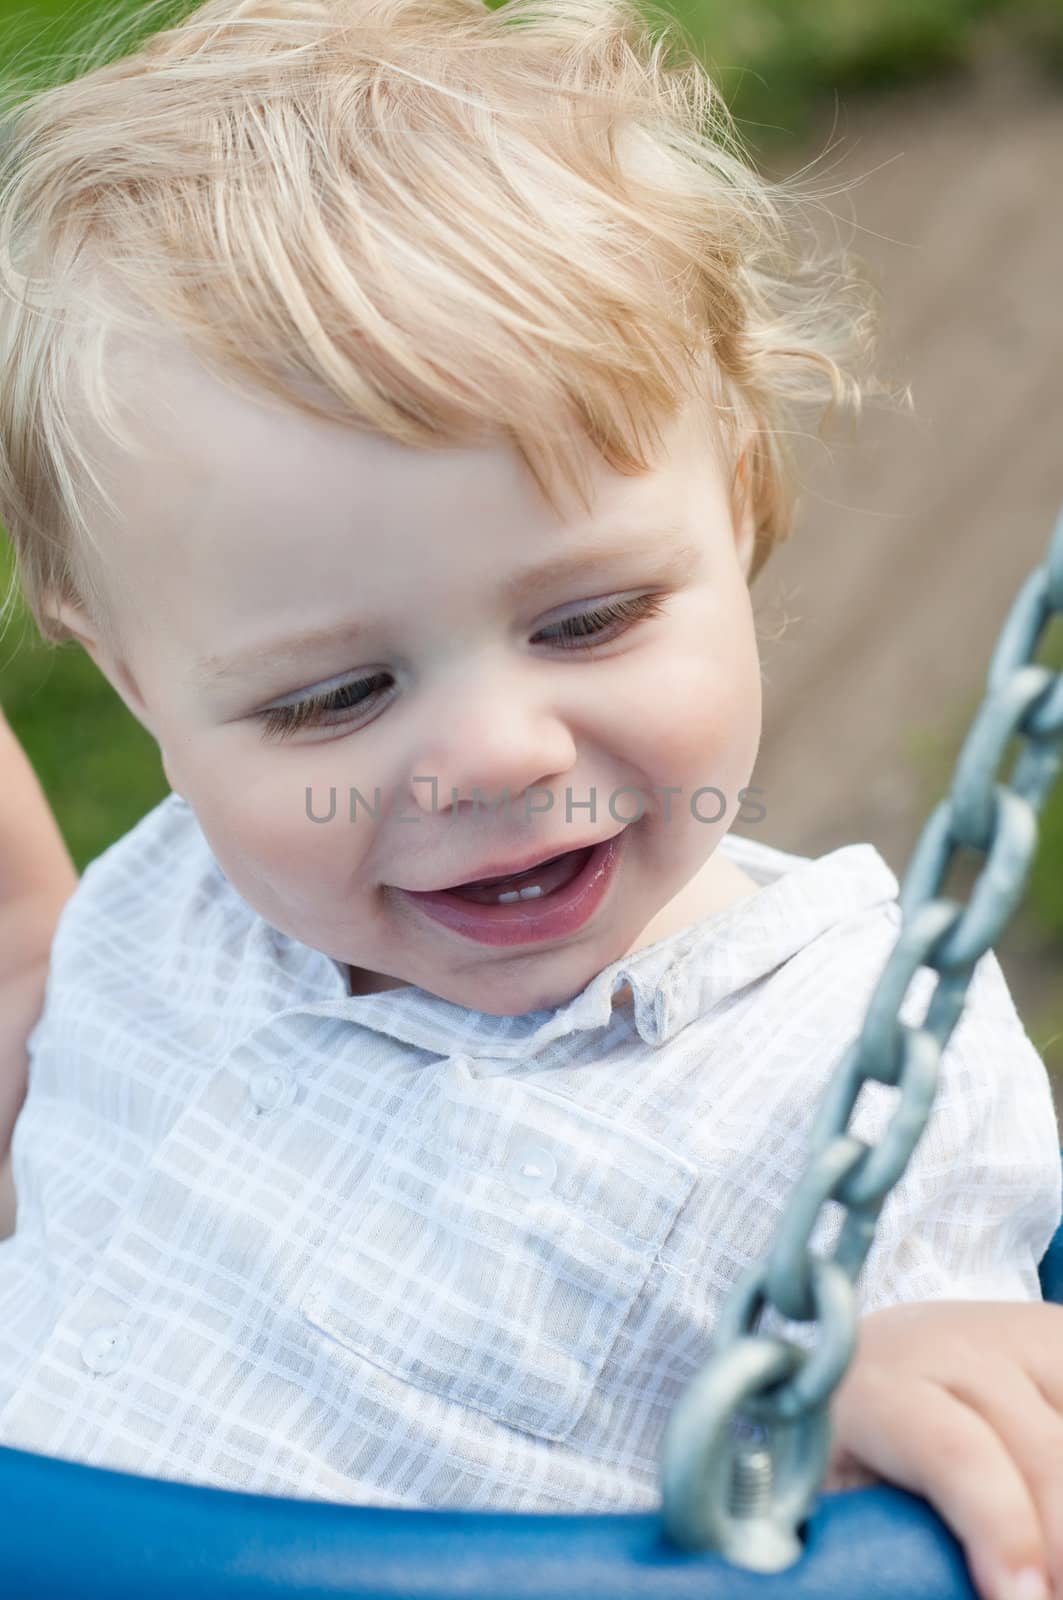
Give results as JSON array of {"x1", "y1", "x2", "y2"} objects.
[{"x1": 742, "y1": 42, "x2": 1063, "y2": 1051}]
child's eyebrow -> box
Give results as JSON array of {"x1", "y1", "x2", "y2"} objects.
[{"x1": 191, "y1": 525, "x2": 700, "y2": 690}]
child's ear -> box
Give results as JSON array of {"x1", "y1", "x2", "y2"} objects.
[{"x1": 46, "y1": 597, "x2": 159, "y2": 741}]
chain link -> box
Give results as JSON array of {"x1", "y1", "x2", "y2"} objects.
[{"x1": 660, "y1": 503, "x2": 1063, "y2": 1568}]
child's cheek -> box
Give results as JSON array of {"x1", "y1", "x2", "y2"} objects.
[
  {"x1": 177, "y1": 758, "x2": 373, "y2": 938},
  {"x1": 616, "y1": 611, "x2": 762, "y2": 802}
]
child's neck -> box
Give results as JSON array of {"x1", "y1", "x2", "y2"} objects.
[{"x1": 635, "y1": 848, "x2": 760, "y2": 948}]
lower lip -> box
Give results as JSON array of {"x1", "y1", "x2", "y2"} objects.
[{"x1": 395, "y1": 832, "x2": 625, "y2": 947}]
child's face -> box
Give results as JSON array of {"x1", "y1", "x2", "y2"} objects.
[{"x1": 59, "y1": 338, "x2": 762, "y2": 1016}]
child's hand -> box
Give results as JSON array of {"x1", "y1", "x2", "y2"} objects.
[{"x1": 826, "y1": 1300, "x2": 1063, "y2": 1600}]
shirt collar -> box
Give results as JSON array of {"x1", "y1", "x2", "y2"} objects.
[{"x1": 287, "y1": 833, "x2": 900, "y2": 1061}]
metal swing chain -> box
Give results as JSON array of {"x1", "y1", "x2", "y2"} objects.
[{"x1": 659, "y1": 503, "x2": 1063, "y2": 1572}]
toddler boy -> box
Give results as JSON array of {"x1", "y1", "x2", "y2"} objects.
[{"x1": 0, "y1": 7, "x2": 1058, "y2": 1596}]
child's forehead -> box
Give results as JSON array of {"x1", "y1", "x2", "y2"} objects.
[
  {"x1": 64, "y1": 328, "x2": 738, "y2": 692},
  {"x1": 74, "y1": 324, "x2": 729, "y2": 585}
]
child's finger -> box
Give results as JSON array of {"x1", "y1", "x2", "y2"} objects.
[
  {"x1": 831, "y1": 1372, "x2": 1045, "y2": 1600},
  {"x1": 954, "y1": 1305, "x2": 1063, "y2": 1420},
  {"x1": 939, "y1": 1359, "x2": 1063, "y2": 1600},
  {"x1": 1016, "y1": 1304, "x2": 1063, "y2": 1418}
]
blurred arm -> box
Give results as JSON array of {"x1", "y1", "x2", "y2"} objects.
[{"x1": 0, "y1": 707, "x2": 78, "y2": 1230}]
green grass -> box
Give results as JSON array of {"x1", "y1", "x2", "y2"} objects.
[
  {"x1": 0, "y1": 554, "x2": 169, "y2": 874},
  {"x1": 692, "y1": 0, "x2": 1063, "y2": 147}
]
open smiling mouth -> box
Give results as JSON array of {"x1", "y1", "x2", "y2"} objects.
[
  {"x1": 440, "y1": 845, "x2": 594, "y2": 903},
  {"x1": 394, "y1": 832, "x2": 626, "y2": 947}
]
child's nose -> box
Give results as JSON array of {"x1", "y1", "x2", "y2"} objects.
[{"x1": 407, "y1": 698, "x2": 579, "y2": 821}]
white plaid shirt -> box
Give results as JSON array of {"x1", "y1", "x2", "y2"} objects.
[{"x1": 0, "y1": 793, "x2": 1058, "y2": 1510}]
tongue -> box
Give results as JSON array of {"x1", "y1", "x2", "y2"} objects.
[{"x1": 446, "y1": 847, "x2": 592, "y2": 904}]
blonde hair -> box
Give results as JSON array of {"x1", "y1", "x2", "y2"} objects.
[{"x1": 0, "y1": 0, "x2": 886, "y2": 651}]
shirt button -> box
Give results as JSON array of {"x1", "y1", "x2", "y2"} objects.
[
  {"x1": 248, "y1": 1062, "x2": 298, "y2": 1115},
  {"x1": 509, "y1": 1141, "x2": 558, "y2": 1197},
  {"x1": 81, "y1": 1323, "x2": 130, "y2": 1375}
]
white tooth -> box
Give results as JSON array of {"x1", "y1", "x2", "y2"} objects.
[{"x1": 496, "y1": 883, "x2": 543, "y2": 904}]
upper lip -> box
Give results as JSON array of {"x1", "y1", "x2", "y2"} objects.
[{"x1": 398, "y1": 833, "x2": 621, "y2": 895}]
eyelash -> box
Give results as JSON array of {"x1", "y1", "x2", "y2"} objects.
[{"x1": 255, "y1": 591, "x2": 670, "y2": 743}]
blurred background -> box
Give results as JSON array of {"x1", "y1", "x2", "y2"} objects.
[{"x1": 1, "y1": 0, "x2": 1061, "y2": 1094}]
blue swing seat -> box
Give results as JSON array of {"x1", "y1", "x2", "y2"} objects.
[{"x1": 2, "y1": 1165, "x2": 1061, "y2": 1600}]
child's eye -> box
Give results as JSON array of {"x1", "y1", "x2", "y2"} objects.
[
  {"x1": 255, "y1": 591, "x2": 668, "y2": 743},
  {"x1": 257, "y1": 673, "x2": 392, "y2": 742},
  {"x1": 532, "y1": 591, "x2": 669, "y2": 649}
]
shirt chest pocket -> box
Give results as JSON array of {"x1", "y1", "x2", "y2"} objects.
[{"x1": 300, "y1": 1057, "x2": 698, "y2": 1443}]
